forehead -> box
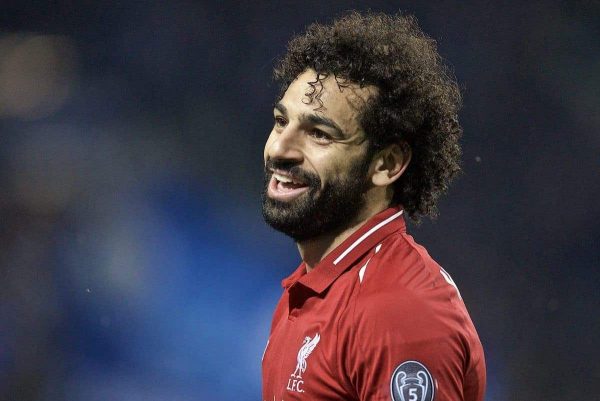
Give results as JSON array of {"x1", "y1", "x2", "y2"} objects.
[{"x1": 279, "y1": 69, "x2": 378, "y2": 130}]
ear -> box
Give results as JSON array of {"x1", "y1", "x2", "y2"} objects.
[{"x1": 370, "y1": 142, "x2": 412, "y2": 187}]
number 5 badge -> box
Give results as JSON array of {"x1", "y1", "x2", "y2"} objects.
[{"x1": 390, "y1": 360, "x2": 435, "y2": 401}]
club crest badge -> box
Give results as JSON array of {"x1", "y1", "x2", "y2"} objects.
[
  {"x1": 390, "y1": 360, "x2": 435, "y2": 401},
  {"x1": 286, "y1": 333, "x2": 320, "y2": 393}
]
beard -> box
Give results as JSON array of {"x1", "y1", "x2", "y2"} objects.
[{"x1": 261, "y1": 156, "x2": 372, "y2": 242}]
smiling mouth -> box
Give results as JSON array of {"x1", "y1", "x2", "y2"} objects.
[{"x1": 267, "y1": 172, "x2": 310, "y2": 201}]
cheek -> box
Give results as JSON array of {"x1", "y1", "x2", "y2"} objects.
[
  {"x1": 309, "y1": 152, "x2": 346, "y2": 182},
  {"x1": 311, "y1": 149, "x2": 367, "y2": 182}
]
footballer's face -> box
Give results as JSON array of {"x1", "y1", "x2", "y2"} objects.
[{"x1": 262, "y1": 69, "x2": 378, "y2": 241}]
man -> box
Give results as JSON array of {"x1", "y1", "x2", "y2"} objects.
[{"x1": 261, "y1": 11, "x2": 485, "y2": 401}]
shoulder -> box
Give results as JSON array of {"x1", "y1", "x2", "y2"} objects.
[
  {"x1": 338, "y1": 232, "x2": 486, "y2": 400},
  {"x1": 349, "y1": 232, "x2": 469, "y2": 343},
  {"x1": 356, "y1": 231, "x2": 456, "y2": 303}
]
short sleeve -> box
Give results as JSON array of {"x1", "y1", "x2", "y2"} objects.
[{"x1": 341, "y1": 288, "x2": 473, "y2": 401}]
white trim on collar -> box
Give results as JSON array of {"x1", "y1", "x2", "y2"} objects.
[{"x1": 333, "y1": 209, "x2": 403, "y2": 266}]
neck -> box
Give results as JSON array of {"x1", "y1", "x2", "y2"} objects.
[{"x1": 297, "y1": 198, "x2": 390, "y2": 272}]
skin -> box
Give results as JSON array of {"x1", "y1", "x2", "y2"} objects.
[{"x1": 264, "y1": 69, "x2": 411, "y2": 271}]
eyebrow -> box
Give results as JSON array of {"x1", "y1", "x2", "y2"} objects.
[
  {"x1": 274, "y1": 102, "x2": 345, "y2": 137},
  {"x1": 274, "y1": 102, "x2": 287, "y2": 115}
]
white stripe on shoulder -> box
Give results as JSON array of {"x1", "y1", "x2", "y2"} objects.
[
  {"x1": 358, "y1": 258, "x2": 371, "y2": 283},
  {"x1": 333, "y1": 210, "x2": 403, "y2": 265},
  {"x1": 358, "y1": 243, "x2": 382, "y2": 283}
]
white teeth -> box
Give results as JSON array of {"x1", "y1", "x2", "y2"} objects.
[{"x1": 273, "y1": 173, "x2": 292, "y2": 183}]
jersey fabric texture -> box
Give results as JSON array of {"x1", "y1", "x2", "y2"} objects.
[{"x1": 261, "y1": 206, "x2": 486, "y2": 401}]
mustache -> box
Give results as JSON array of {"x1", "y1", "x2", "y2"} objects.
[{"x1": 264, "y1": 159, "x2": 320, "y2": 186}]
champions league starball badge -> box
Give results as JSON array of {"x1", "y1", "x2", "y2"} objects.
[{"x1": 390, "y1": 360, "x2": 435, "y2": 401}]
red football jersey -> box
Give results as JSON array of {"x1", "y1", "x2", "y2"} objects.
[{"x1": 262, "y1": 206, "x2": 486, "y2": 401}]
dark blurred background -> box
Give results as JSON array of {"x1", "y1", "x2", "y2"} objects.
[{"x1": 0, "y1": 1, "x2": 598, "y2": 400}]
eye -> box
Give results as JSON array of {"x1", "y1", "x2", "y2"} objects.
[
  {"x1": 274, "y1": 116, "x2": 287, "y2": 128},
  {"x1": 309, "y1": 129, "x2": 332, "y2": 143}
]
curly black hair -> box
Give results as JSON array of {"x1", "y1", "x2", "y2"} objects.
[{"x1": 274, "y1": 11, "x2": 462, "y2": 221}]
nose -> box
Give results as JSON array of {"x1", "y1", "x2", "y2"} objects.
[{"x1": 265, "y1": 124, "x2": 304, "y2": 163}]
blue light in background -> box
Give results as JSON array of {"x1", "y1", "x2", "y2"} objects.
[{"x1": 52, "y1": 180, "x2": 298, "y2": 400}]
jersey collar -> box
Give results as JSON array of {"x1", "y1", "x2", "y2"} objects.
[{"x1": 281, "y1": 206, "x2": 406, "y2": 294}]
